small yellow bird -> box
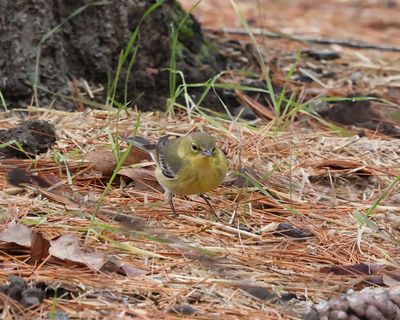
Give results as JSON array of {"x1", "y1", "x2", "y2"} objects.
[{"x1": 128, "y1": 132, "x2": 227, "y2": 217}]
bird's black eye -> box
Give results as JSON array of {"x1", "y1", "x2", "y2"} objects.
[
  {"x1": 191, "y1": 143, "x2": 199, "y2": 151},
  {"x1": 211, "y1": 148, "x2": 216, "y2": 153}
]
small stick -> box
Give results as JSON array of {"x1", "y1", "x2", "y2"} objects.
[{"x1": 207, "y1": 27, "x2": 400, "y2": 52}]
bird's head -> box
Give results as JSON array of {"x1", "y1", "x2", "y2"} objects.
[{"x1": 183, "y1": 132, "x2": 217, "y2": 158}]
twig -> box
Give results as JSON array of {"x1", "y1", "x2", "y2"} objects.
[
  {"x1": 208, "y1": 27, "x2": 400, "y2": 52},
  {"x1": 179, "y1": 215, "x2": 262, "y2": 239}
]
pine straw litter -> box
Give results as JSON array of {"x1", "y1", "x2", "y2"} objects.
[{"x1": 0, "y1": 109, "x2": 399, "y2": 319}]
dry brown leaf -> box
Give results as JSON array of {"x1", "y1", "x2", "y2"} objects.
[
  {"x1": 124, "y1": 145, "x2": 150, "y2": 165},
  {"x1": 118, "y1": 167, "x2": 163, "y2": 192},
  {"x1": 49, "y1": 234, "x2": 105, "y2": 271},
  {"x1": 0, "y1": 223, "x2": 32, "y2": 247},
  {"x1": 382, "y1": 271, "x2": 400, "y2": 287},
  {"x1": 119, "y1": 262, "x2": 145, "y2": 277},
  {"x1": 29, "y1": 231, "x2": 50, "y2": 264},
  {"x1": 101, "y1": 259, "x2": 146, "y2": 277},
  {"x1": 320, "y1": 263, "x2": 383, "y2": 276},
  {"x1": 49, "y1": 235, "x2": 146, "y2": 276},
  {"x1": 86, "y1": 147, "x2": 150, "y2": 177},
  {"x1": 32, "y1": 172, "x2": 65, "y2": 189},
  {"x1": 86, "y1": 149, "x2": 117, "y2": 176}
]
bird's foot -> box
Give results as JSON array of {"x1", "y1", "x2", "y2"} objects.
[{"x1": 199, "y1": 194, "x2": 220, "y2": 221}]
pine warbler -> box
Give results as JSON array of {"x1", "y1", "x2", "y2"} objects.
[{"x1": 128, "y1": 132, "x2": 227, "y2": 217}]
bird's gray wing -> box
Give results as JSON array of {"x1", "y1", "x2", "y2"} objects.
[{"x1": 156, "y1": 135, "x2": 183, "y2": 179}]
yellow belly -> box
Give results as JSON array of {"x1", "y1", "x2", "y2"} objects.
[{"x1": 155, "y1": 156, "x2": 227, "y2": 195}]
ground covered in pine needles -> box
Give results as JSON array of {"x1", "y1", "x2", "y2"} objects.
[
  {"x1": 0, "y1": 108, "x2": 399, "y2": 319},
  {"x1": 1, "y1": 0, "x2": 400, "y2": 319}
]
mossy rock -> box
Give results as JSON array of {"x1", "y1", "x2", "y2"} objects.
[{"x1": 0, "y1": 0, "x2": 226, "y2": 111}]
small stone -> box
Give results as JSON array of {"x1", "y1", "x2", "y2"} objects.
[
  {"x1": 233, "y1": 106, "x2": 258, "y2": 121},
  {"x1": 169, "y1": 304, "x2": 198, "y2": 315},
  {"x1": 241, "y1": 285, "x2": 273, "y2": 300},
  {"x1": 273, "y1": 222, "x2": 314, "y2": 238},
  {"x1": 20, "y1": 288, "x2": 45, "y2": 306},
  {"x1": 47, "y1": 311, "x2": 69, "y2": 320},
  {"x1": 303, "y1": 49, "x2": 340, "y2": 60}
]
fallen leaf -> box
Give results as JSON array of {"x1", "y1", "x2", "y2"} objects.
[
  {"x1": 86, "y1": 146, "x2": 150, "y2": 177},
  {"x1": 307, "y1": 160, "x2": 375, "y2": 176},
  {"x1": 0, "y1": 223, "x2": 32, "y2": 247},
  {"x1": 49, "y1": 234, "x2": 105, "y2": 271},
  {"x1": 112, "y1": 213, "x2": 147, "y2": 231},
  {"x1": 100, "y1": 259, "x2": 146, "y2": 277},
  {"x1": 118, "y1": 167, "x2": 162, "y2": 192},
  {"x1": 29, "y1": 231, "x2": 50, "y2": 263},
  {"x1": 302, "y1": 48, "x2": 340, "y2": 60},
  {"x1": 124, "y1": 145, "x2": 151, "y2": 165},
  {"x1": 86, "y1": 149, "x2": 117, "y2": 176},
  {"x1": 240, "y1": 285, "x2": 299, "y2": 303},
  {"x1": 320, "y1": 263, "x2": 383, "y2": 276},
  {"x1": 119, "y1": 262, "x2": 146, "y2": 277},
  {"x1": 32, "y1": 172, "x2": 65, "y2": 189},
  {"x1": 2, "y1": 187, "x2": 26, "y2": 195},
  {"x1": 382, "y1": 271, "x2": 400, "y2": 287}
]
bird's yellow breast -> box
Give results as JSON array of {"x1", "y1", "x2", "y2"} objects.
[{"x1": 155, "y1": 151, "x2": 227, "y2": 195}]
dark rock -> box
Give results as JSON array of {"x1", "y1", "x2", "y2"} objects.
[
  {"x1": 7, "y1": 167, "x2": 33, "y2": 186},
  {"x1": 1, "y1": 276, "x2": 27, "y2": 301},
  {"x1": 0, "y1": 275, "x2": 45, "y2": 307},
  {"x1": 21, "y1": 288, "x2": 45, "y2": 306},
  {"x1": 242, "y1": 286, "x2": 273, "y2": 300},
  {"x1": 233, "y1": 106, "x2": 258, "y2": 121},
  {"x1": 0, "y1": 120, "x2": 56, "y2": 158},
  {"x1": 0, "y1": 1, "x2": 226, "y2": 111},
  {"x1": 317, "y1": 98, "x2": 400, "y2": 138}
]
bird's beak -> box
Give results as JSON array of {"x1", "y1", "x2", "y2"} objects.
[{"x1": 202, "y1": 149, "x2": 214, "y2": 157}]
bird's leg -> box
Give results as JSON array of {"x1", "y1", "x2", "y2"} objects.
[
  {"x1": 165, "y1": 191, "x2": 178, "y2": 217},
  {"x1": 199, "y1": 194, "x2": 220, "y2": 221}
]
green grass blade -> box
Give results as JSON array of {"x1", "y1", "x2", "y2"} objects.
[{"x1": 84, "y1": 114, "x2": 141, "y2": 244}]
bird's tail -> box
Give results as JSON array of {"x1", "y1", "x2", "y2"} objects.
[{"x1": 123, "y1": 136, "x2": 157, "y2": 162}]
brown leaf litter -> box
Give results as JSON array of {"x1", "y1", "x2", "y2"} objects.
[
  {"x1": 0, "y1": 107, "x2": 399, "y2": 319},
  {"x1": 2, "y1": 2, "x2": 400, "y2": 317}
]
